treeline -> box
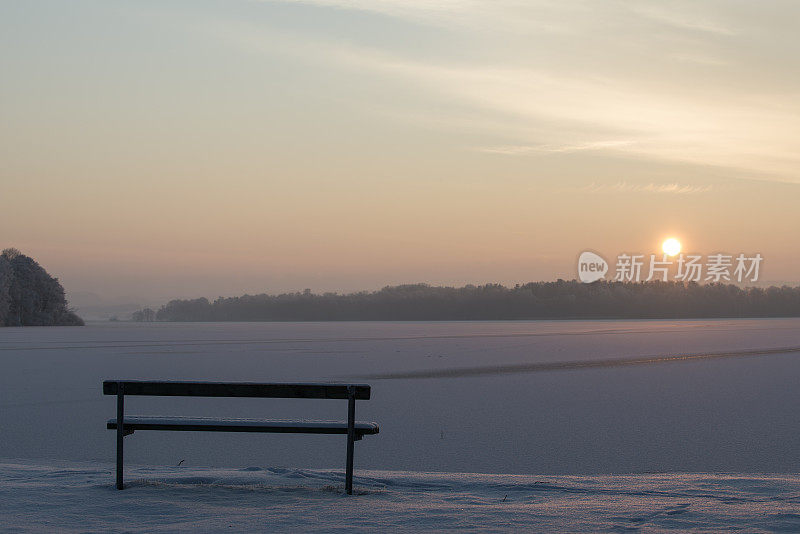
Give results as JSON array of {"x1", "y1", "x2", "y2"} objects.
[
  {"x1": 153, "y1": 281, "x2": 800, "y2": 322},
  {"x1": 132, "y1": 307, "x2": 156, "y2": 322},
  {"x1": 0, "y1": 248, "x2": 84, "y2": 326}
]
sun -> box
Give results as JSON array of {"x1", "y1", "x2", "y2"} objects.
[{"x1": 662, "y1": 238, "x2": 681, "y2": 256}]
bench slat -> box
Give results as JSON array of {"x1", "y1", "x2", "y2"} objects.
[
  {"x1": 107, "y1": 416, "x2": 380, "y2": 435},
  {"x1": 103, "y1": 381, "x2": 371, "y2": 400}
]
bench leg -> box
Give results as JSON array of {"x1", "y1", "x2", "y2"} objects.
[
  {"x1": 116, "y1": 384, "x2": 124, "y2": 490},
  {"x1": 345, "y1": 390, "x2": 355, "y2": 495}
]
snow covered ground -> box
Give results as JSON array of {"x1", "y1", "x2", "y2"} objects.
[
  {"x1": 2, "y1": 319, "x2": 800, "y2": 474},
  {"x1": 1, "y1": 319, "x2": 799, "y2": 531},
  {"x1": 3, "y1": 460, "x2": 800, "y2": 533}
]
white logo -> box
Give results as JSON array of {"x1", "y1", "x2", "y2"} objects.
[
  {"x1": 578, "y1": 251, "x2": 608, "y2": 283},
  {"x1": 576, "y1": 250, "x2": 763, "y2": 283}
]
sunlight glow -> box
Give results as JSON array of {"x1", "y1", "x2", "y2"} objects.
[{"x1": 662, "y1": 238, "x2": 681, "y2": 256}]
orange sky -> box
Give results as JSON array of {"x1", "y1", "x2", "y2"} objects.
[{"x1": 2, "y1": 1, "x2": 799, "y2": 304}]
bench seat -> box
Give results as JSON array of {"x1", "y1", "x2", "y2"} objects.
[
  {"x1": 104, "y1": 380, "x2": 377, "y2": 493},
  {"x1": 108, "y1": 416, "x2": 380, "y2": 437}
]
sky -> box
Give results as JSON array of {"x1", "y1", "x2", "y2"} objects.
[{"x1": 2, "y1": 0, "x2": 799, "y2": 304}]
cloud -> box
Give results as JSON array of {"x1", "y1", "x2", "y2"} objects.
[
  {"x1": 630, "y1": 4, "x2": 736, "y2": 36},
  {"x1": 345, "y1": 52, "x2": 800, "y2": 180},
  {"x1": 211, "y1": 1, "x2": 800, "y2": 182},
  {"x1": 254, "y1": 0, "x2": 576, "y2": 32},
  {"x1": 261, "y1": 0, "x2": 480, "y2": 19},
  {"x1": 477, "y1": 141, "x2": 635, "y2": 155},
  {"x1": 261, "y1": 0, "x2": 738, "y2": 37},
  {"x1": 570, "y1": 182, "x2": 713, "y2": 195},
  {"x1": 667, "y1": 53, "x2": 730, "y2": 66}
]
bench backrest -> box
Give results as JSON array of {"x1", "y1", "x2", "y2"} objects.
[{"x1": 103, "y1": 381, "x2": 371, "y2": 400}]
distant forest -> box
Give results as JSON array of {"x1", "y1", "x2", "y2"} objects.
[
  {"x1": 0, "y1": 248, "x2": 84, "y2": 326},
  {"x1": 149, "y1": 281, "x2": 800, "y2": 322}
]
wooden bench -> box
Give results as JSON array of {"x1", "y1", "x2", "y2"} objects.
[{"x1": 103, "y1": 380, "x2": 379, "y2": 494}]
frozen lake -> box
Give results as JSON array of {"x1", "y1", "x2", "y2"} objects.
[{"x1": 1, "y1": 319, "x2": 799, "y2": 475}]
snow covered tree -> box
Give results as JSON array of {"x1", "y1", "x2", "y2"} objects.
[{"x1": 1, "y1": 248, "x2": 84, "y2": 326}]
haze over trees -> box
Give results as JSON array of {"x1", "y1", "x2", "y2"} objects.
[
  {"x1": 0, "y1": 248, "x2": 84, "y2": 326},
  {"x1": 132, "y1": 307, "x2": 156, "y2": 322},
  {"x1": 152, "y1": 281, "x2": 800, "y2": 322}
]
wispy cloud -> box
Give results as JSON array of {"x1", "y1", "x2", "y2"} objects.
[
  {"x1": 329, "y1": 48, "x2": 800, "y2": 180},
  {"x1": 631, "y1": 4, "x2": 736, "y2": 36},
  {"x1": 263, "y1": 0, "x2": 737, "y2": 36},
  {"x1": 477, "y1": 141, "x2": 635, "y2": 155},
  {"x1": 255, "y1": 0, "x2": 576, "y2": 32},
  {"x1": 570, "y1": 182, "x2": 713, "y2": 195},
  {"x1": 667, "y1": 53, "x2": 730, "y2": 66},
  {"x1": 261, "y1": 0, "x2": 481, "y2": 20},
  {"x1": 212, "y1": 1, "x2": 800, "y2": 182}
]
